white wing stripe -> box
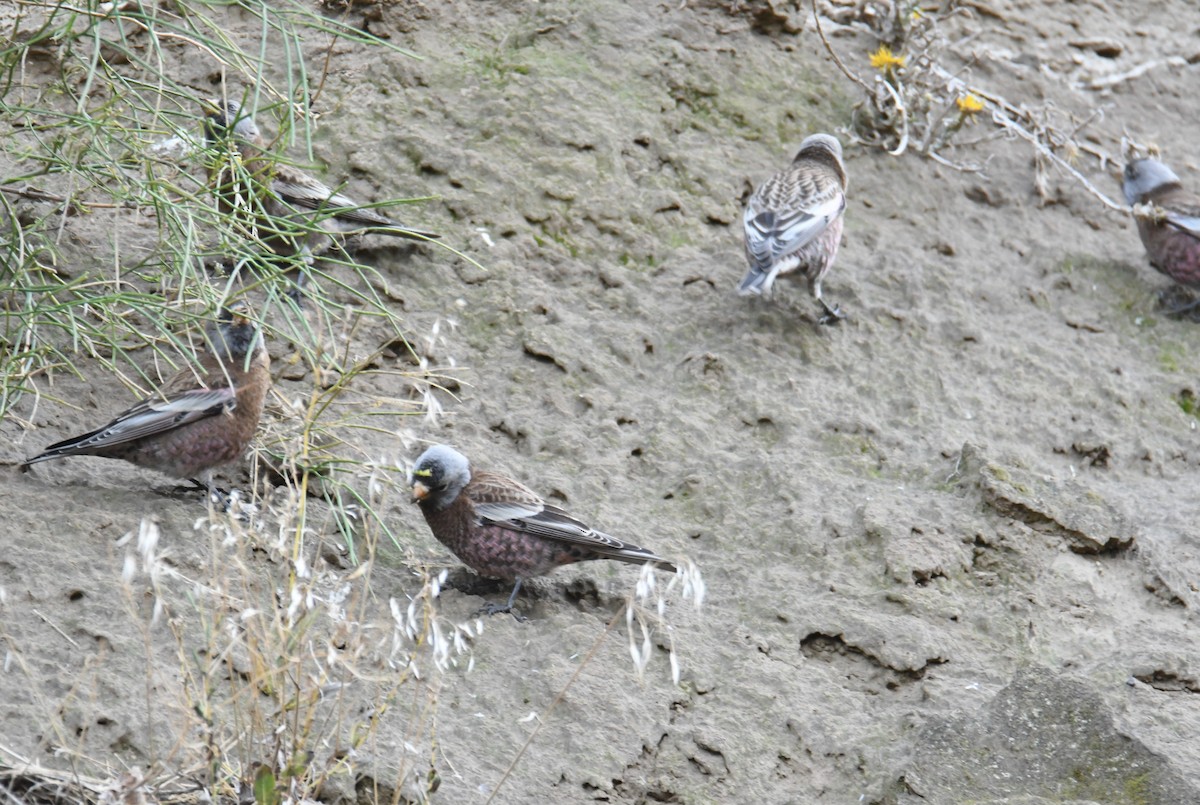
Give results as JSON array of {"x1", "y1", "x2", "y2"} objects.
[{"x1": 1166, "y1": 212, "x2": 1200, "y2": 238}]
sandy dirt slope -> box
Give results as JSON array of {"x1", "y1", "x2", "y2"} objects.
[{"x1": 2, "y1": 0, "x2": 1199, "y2": 802}]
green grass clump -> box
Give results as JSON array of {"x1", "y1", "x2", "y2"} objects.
[
  {"x1": 0, "y1": 0, "x2": 462, "y2": 537},
  {"x1": 0, "y1": 1, "x2": 464, "y2": 799}
]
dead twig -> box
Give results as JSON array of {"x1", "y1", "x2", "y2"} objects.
[
  {"x1": 811, "y1": 0, "x2": 873, "y2": 96},
  {"x1": 812, "y1": 0, "x2": 1143, "y2": 209}
]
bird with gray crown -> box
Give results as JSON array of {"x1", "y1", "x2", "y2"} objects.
[
  {"x1": 23, "y1": 305, "x2": 270, "y2": 497},
  {"x1": 1122, "y1": 156, "x2": 1200, "y2": 303},
  {"x1": 411, "y1": 444, "x2": 676, "y2": 618}
]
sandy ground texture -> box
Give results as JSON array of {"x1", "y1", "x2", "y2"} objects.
[{"x1": 3, "y1": 0, "x2": 1200, "y2": 802}]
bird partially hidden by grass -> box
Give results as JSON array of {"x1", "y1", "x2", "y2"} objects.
[
  {"x1": 200, "y1": 98, "x2": 439, "y2": 259},
  {"x1": 22, "y1": 306, "x2": 271, "y2": 500},
  {"x1": 411, "y1": 444, "x2": 677, "y2": 620}
]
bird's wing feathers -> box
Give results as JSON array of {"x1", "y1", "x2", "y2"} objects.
[
  {"x1": 522, "y1": 505, "x2": 673, "y2": 567},
  {"x1": 1167, "y1": 211, "x2": 1200, "y2": 238},
  {"x1": 468, "y1": 472, "x2": 547, "y2": 521},
  {"x1": 1144, "y1": 187, "x2": 1200, "y2": 239},
  {"x1": 31, "y1": 387, "x2": 235, "y2": 459},
  {"x1": 1164, "y1": 197, "x2": 1200, "y2": 238},
  {"x1": 271, "y1": 170, "x2": 338, "y2": 212},
  {"x1": 468, "y1": 473, "x2": 671, "y2": 567},
  {"x1": 503, "y1": 503, "x2": 597, "y2": 544},
  {"x1": 272, "y1": 167, "x2": 396, "y2": 228},
  {"x1": 517, "y1": 503, "x2": 664, "y2": 559},
  {"x1": 744, "y1": 169, "x2": 845, "y2": 269}
]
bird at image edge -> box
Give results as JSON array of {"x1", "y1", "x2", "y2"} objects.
[{"x1": 1122, "y1": 156, "x2": 1200, "y2": 304}]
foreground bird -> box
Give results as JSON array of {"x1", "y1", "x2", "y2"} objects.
[
  {"x1": 201, "y1": 99, "x2": 438, "y2": 256},
  {"x1": 411, "y1": 444, "x2": 676, "y2": 617},
  {"x1": 1122, "y1": 157, "x2": 1200, "y2": 299},
  {"x1": 23, "y1": 307, "x2": 270, "y2": 495},
  {"x1": 739, "y1": 133, "x2": 848, "y2": 324}
]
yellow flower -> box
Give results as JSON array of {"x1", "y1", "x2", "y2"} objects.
[
  {"x1": 955, "y1": 94, "x2": 984, "y2": 114},
  {"x1": 869, "y1": 46, "x2": 906, "y2": 73}
]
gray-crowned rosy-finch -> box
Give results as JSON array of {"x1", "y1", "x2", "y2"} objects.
[
  {"x1": 202, "y1": 99, "x2": 438, "y2": 256},
  {"x1": 411, "y1": 444, "x2": 676, "y2": 617},
  {"x1": 1123, "y1": 157, "x2": 1200, "y2": 302},
  {"x1": 23, "y1": 307, "x2": 270, "y2": 495}
]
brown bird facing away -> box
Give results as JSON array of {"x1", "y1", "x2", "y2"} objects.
[
  {"x1": 1122, "y1": 157, "x2": 1200, "y2": 310},
  {"x1": 411, "y1": 444, "x2": 677, "y2": 618},
  {"x1": 739, "y1": 133, "x2": 848, "y2": 325},
  {"x1": 22, "y1": 307, "x2": 271, "y2": 496},
  {"x1": 201, "y1": 99, "x2": 439, "y2": 257}
]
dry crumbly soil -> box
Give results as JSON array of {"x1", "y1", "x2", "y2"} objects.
[{"x1": 2, "y1": 0, "x2": 1200, "y2": 803}]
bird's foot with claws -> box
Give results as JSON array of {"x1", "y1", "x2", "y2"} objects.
[
  {"x1": 474, "y1": 578, "x2": 527, "y2": 621},
  {"x1": 818, "y1": 300, "x2": 846, "y2": 326},
  {"x1": 188, "y1": 479, "x2": 250, "y2": 517},
  {"x1": 207, "y1": 488, "x2": 237, "y2": 512},
  {"x1": 1159, "y1": 289, "x2": 1200, "y2": 318}
]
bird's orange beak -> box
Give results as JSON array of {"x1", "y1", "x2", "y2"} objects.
[{"x1": 412, "y1": 480, "x2": 430, "y2": 502}]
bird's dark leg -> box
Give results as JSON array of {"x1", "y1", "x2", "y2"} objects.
[
  {"x1": 810, "y1": 278, "x2": 845, "y2": 326},
  {"x1": 477, "y1": 577, "x2": 528, "y2": 621},
  {"x1": 284, "y1": 266, "x2": 308, "y2": 305},
  {"x1": 1161, "y1": 294, "x2": 1200, "y2": 317}
]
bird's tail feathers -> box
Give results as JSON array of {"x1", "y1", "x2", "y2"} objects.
[
  {"x1": 21, "y1": 451, "x2": 58, "y2": 468},
  {"x1": 737, "y1": 266, "x2": 771, "y2": 296},
  {"x1": 21, "y1": 432, "x2": 105, "y2": 466},
  {"x1": 597, "y1": 542, "x2": 678, "y2": 574}
]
